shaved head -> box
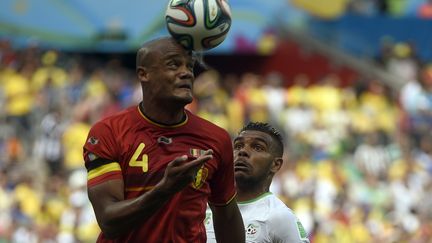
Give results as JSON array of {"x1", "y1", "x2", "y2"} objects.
[
  {"x1": 135, "y1": 36, "x2": 197, "y2": 108},
  {"x1": 136, "y1": 37, "x2": 185, "y2": 70}
]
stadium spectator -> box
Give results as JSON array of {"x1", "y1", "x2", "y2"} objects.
[
  {"x1": 400, "y1": 64, "x2": 432, "y2": 147},
  {"x1": 353, "y1": 131, "x2": 391, "y2": 178},
  {"x1": 33, "y1": 108, "x2": 66, "y2": 175}
]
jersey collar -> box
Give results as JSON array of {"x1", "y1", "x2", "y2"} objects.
[
  {"x1": 238, "y1": 192, "x2": 273, "y2": 205},
  {"x1": 137, "y1": 104, "x2": 188, "y2": 128}
]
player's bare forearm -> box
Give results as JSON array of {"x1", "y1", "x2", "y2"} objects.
[
  {"x1": 88, "y1": 153, "x2": 213, "y2": 239},
  {"x1": 211, "y1": 198, "x2": 245, "y2": 243},
  {"x1": 88, "y1": 179, "x2": 172, "y2": 238}
]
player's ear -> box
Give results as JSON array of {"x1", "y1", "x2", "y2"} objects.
[
  {"x1": 137, "y1": 66, "x2": 150, "y2": 82},
  {"x1": 270, "y1": 157, "x2": 283, "y2": 174}
]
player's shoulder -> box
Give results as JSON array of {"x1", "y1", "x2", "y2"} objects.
[
  {"x1": 267, "y1": 194, "x2": 297, "y2": 221},
  {"x1": 266, "y1": 195, "x2": 310, "y2": 243},
  {"x1": 87, "y1": 106, "x2": 139, "y2": 140},
  {"x1": 92, "y1": 106, "x2": 137, "y2": 128}
]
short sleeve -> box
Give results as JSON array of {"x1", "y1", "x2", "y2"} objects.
[
  {"x1": 208, "y1": 132, "x2": 236, "y2": 205},
  {"x1": 269, "y1": 209, "x2": 310, "y2": 243},
  {"x1": 83, "y1": 121, "x2": 123, "y2": 187}
]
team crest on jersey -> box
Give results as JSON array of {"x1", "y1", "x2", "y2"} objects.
[
  {"x1": 192, "y1": 166, "x2": 208, "y2": 189},
  {"x1": 87, "y1": 137, "x2": 99, "y2": 145},
  {"x1": 245, "y1": 223, "x2": 260, "y2": 240}
]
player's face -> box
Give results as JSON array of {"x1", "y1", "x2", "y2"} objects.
[
  {"x1": 146, "y1": 40, "x2": 196, "y2": 104},
  {"x1": 233, "y1": 130, "x2": 275, "y2": 185}
]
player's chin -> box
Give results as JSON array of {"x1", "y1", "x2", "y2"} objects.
[
  {"x1": 173, "y1": 92, "x2": 193, "y2": 104},
  {"x1": 234, "y1": 170, "x2": 250, "y2": 179},
  {"x1": 234, "y1": 173, "x2": 251, "y2": 186}
]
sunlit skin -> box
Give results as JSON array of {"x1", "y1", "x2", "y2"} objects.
[
  {"x1": 136, "y1": 37, "x2": 197, "y2": 125},
  {"x1": 232, "y1": 130, "x2": 283, "y2": 202}
]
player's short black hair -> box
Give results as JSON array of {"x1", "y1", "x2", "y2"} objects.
[{"x1": 239, "y1": 122, "x2": 284, "y2": 157}]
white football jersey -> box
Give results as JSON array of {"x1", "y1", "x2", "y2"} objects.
[{"x1": 205, "y1": 192, "x2": 309, "y2": 243}]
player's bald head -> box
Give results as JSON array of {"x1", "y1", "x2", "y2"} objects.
[{"x1": 136, "y1": 37, "x2": 184, "y2": 69}]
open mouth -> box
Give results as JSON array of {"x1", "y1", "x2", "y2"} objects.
[
  {"x1": 177, "y1": 83, "x2": 192, "y2": 90},
  {"x1": 234, "y1": 160, "x2": 250, "y2": 172}
]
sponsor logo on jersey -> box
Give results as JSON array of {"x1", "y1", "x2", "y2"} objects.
[
  {"x1": 192, "y1": 166, "x2": 208, "y2": 189},
  {"x1": 157, "y1": 136, "x2": 172, "y2": 144},
  {"x1": 87, "y1": 137, "x2": 99, "y2": 145}
]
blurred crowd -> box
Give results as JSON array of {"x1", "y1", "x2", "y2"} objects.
[
  {"x1": 1, "y1": 37, "x2": 432, "y2": 243},
  {"x1": 347, "y1": 0, "x2": 432, "y2": 18}
]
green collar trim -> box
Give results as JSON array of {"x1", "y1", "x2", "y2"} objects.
[{"x1": 238, "y1": 192, "x2": 272, "y2": 205}]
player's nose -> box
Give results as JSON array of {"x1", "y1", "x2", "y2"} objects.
[
  {"x1": 178, "y1": 65, "x2": 194, "y2": 80},
  {"x1": 236, "y1": 148, "x2": 249, "y2": 158}
]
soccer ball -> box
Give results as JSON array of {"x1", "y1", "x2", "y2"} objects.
[{"x1": 165, "y1": 0, "x2": 232, "y2": 51}]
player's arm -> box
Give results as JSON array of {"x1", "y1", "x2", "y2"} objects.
[
  {"x1": 88, "y1": 177, "x2": 171, "y2": 238},
  {"x1": 208, "y1": 132, "x2": 245, "y2": 242},
  {"x1": 88, "y1": 152, "x2": 213, "y2": 239},
  {"x1": 209, "y1": 199, "x2": 245, "y2": 243}
]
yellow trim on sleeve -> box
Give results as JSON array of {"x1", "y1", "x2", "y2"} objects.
[
  {"x1": 125, "y1": 186, "x2": 155, "y2": 192},
  {"x1": 209, "y1": 192, "x2": 237, "y2": 207},
  {"x1": 88, "y1": 162, "x2": 121, "y2": 180}
]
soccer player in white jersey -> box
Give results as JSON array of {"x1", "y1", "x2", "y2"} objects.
[{"x1": 205, "y1": 122, "x2": 309, "y2": 243}]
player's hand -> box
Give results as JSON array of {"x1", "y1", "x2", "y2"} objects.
[{"x1": 157, "y1": 149, "x2": 213, "y2": 194}]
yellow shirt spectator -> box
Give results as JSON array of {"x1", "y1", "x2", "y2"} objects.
[
  {"x1": 2, "y1": 72, "x2": 33, "y2": 116},
  {"x1": 246, "y1": 87, "x2": 268, "y2": 122},
  {"x1": 63, "y1": 122, "x2": 91, "y2": 171},
  {"x1": 14, "y1": 182, "x2": 41, "y2": 218},
  {"x1": 360, "y1": 91, "x2": 397, "y2": 132},
  {"x1": 308, "y1": 84, "x2": 342, "y2": 112},
  {"x1": 286, "y1": 84, "x2": 309, "y2": 107},
  {"x1": 31, "y1": 50, "x2": 67, "y2": 92},
  {"x1": 84, "y1": 71, "x2": 108, "y2": 98},
  {"x1": 226, "y1": 99, "x2": 244, "y2": 135},
  {"x1": 32, "y1": 66, "x2": 67, "y2": 92}
]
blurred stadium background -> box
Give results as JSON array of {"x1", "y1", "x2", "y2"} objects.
[{"x1": 1, "y1": 0, "x2": 432, "y2": 242}]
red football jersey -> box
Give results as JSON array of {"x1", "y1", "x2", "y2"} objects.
[{"x1": 83, "y1": 105, "x2": 236, "y2": 243}]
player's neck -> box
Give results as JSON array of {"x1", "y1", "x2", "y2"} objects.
[{"x1": 139, "y1": 101, "x2": 186, "y2": 125}]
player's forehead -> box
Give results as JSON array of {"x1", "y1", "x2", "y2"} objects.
[
  {"x1": 153, "y1": 38, "x2": 194, "y2": 61},
  {"x1": 234, "y1": 130, "x2": 272, "y2": 145}
]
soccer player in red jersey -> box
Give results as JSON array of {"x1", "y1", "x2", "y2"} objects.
[{"x1": 83, "y1": 37, "x2": 245, "y2": 243}]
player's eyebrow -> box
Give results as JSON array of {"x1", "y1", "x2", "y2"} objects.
[
  {"x1": 251, "y1": 137, "x2": 269, "y2": 146},
  {"x1": 233, "y1": 136, "x2": 268, "y2": 146}
]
